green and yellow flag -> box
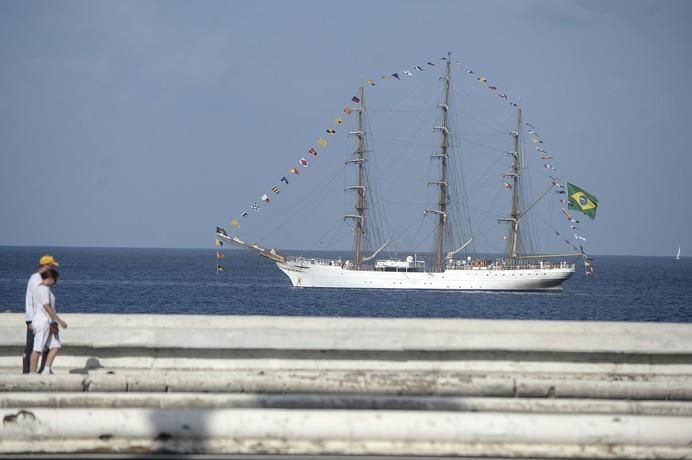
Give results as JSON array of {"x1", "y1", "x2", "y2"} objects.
[{"x1": 567, "y1": 183, "x2": 598, "y2": 220}]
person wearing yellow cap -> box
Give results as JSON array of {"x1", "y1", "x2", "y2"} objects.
[
  {"x1": 22, "y1": 255, "x2": 59, "y2": 374},
  {"x1": 29, "y1": 267, "x2": 67, "y2": 375}
]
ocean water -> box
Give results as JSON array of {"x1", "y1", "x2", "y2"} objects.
[{"x1": 0, "y1": 246, "x2": 691, "y2": 322}]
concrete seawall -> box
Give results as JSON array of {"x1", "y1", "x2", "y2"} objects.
[{"x1": 1, "y1": 312, "x2": 692, "y2": 457}]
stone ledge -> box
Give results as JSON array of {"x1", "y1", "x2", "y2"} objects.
[
  {"x1": 3, "y1": 392, "x2": 692, "y2": 415},
  {"x1": 2, "y1": 370, "x2": 692, "y2": 400},
  {"x1": 2, "y1": 313, "x2": 692, "y2": 354},
  {"x1": 2, "y1": 408, "x2": 691, "y2": 457}
]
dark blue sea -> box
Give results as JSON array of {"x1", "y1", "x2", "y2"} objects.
[{"x1": 1, "y1": 246, "x2": 691, "y2": 322}]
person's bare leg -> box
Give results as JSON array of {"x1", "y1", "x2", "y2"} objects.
[
  {"x1": 43, "y1": 348, "x2": 59, "y2": 371},
  {"x1": 29, "y1": 351, "x2": 40, "y2": 373}
]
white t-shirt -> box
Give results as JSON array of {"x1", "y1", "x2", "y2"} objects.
[
  {"x1": 24, "y1": 272, "x2": 42, "y2": 322},
  {"x1": 31, "y1": 284, "x2": 56, "y2": 329}
]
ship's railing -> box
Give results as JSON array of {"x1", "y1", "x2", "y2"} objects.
[
  {"x1": 286, "y1": 256, "x2": 381, "y2": 271},
  {"x1": 285, "y1": 256, "x2": 575, "y2": 272},
  {"x1": 287, "y1": 256, "x2": 346, "y2": 267},
  {"x1": 445, "y1": 259, "x2": 575, "y2": 271}
]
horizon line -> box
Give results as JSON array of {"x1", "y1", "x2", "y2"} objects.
[{"x1": 0, "y1": 244, "x2": 682, "y2": 259}]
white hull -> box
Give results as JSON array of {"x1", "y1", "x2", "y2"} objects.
[{"x1": 277, "y1": 260, "x2": 574, "y2": 291}]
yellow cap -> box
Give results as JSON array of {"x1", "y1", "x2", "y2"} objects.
[{"x1": 39, "y1": 255, "x2": 59, "y2": 267}]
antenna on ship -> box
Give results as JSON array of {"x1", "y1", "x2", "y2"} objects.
[
  {"x1": 426, "y1": 51, "x2": 452, "y2": 272},
  {"x1": 345, "y1": 84, "x2": 367, "y2": 270}
]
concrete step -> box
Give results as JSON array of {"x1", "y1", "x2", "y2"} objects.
[
  {"x1": 2, "y1": 407, "x2": 692, "y2": 458},
  {"x1": 3, "y1": 392, "x2": 692, "y2": 415},
  {"x1": 3, "y1": 313, "x2": 692, "y2": 355},
  {"x1": 2, "y1": 370, "x2": 692, "y2": 400}
]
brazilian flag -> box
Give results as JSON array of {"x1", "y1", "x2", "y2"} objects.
[{"x1": 567, "y1": 183, "x2": 599, "y2": 220}]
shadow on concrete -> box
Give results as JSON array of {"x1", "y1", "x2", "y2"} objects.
[
  {"x1": 69, "y1": 357, "x2": 104, "y2": 375},
  {"x1": 146, "y1": 407, "x2": 212, "y2": 455}
]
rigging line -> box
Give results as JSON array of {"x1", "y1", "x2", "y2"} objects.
[
  {"x1": 471, "y1": 179, "x2": 506, "y2": 191},
  {"x1": 518, "y1": 128, "x2": 541, "y2": 254},
  {"x1": 361, "y1": 117, "x2": 389, "y2": 251},
  {"x1": 453, "y1": 72, "x2": 517, "y2": 123},
  {"x1": 474, "y1": 224, "x2": 499, "y2": 250},
  {"x1": 456, "y1": 109, "x2": 513, "y2": 143},
  {"x1": 343, "y1": 68, "x2": 437, "y2": 211},
  {"x1": 387, "y1": 201, "x2": 431, "y2": 206},
  {"x1": 481, "y1": 186, "x2": 505, "y2": 220},
  {"x1": 447, "y1": 97, "x2": 474, "y2": 247},
  {"x1": 452, "y1": 86, "x2": 509, "y2": 137},
  {"x1": 370, "y1": 138, "x2": 437, "y2": 148},
  {"x1": 315, "y1": 217, "x2": 352, "y2": 248},
  {"x1": 466, "y1": 152, "x2": 509, "y2": 191},
  {"x1": 255, "y1": 162, "x2": 348, "y2": 244},
  {"x1": 461, "y1": 131, "x2": 509, "y2": 136},
  {"x1": 411, "y1": 224, "x2": 438, "y2": 252},
  {"x1": 323, "y1": 226, "x2": 352, "y2": 250},
  {"x1": 367, "y1": 98, "x2": 442, "y2": 193},
  {"x1": 385, "y1": 212, "x2": 426, "y2": 254},
  {"x1": 368, "y1": 88, "x2": 432, "y2": 147},
  {"x1": 389, "y1": 214, "x2": 427, "y2": 249},
  {"x1": 461, "y1": 137, "x2": 507, "y2": 153},
  {"x1": 534, "y1": 205, "x2": 580, "y2": 252},
  {"x1": 470, "y1": 174, "x2": 506, "y2": 192},
  {"x1": 446, "y1": 111, "x2": 490, "y2": 254},
  {"x1": 474, "y1": 233, "x2": 506, "y2": 255},
  {"x1": 368, "y1": 108, "x2": 437, "y2": 113},
  {"x1": 365, "y1": 68, "x2": 440, "y2": 128},
  {"x1": 378, "y1": 101, "x2": 434, "y2": 216},
  {"x1": 355, "y1": 82, "x2": 433, "y2": 254}
]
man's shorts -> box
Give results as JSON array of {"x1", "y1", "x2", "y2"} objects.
[{"x1": 32, "y1": 323, "x2": 50, "y2": 352}]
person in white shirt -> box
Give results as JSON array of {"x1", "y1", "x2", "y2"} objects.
[
  {"x1": 29, "y1": 268, "x2": 68, "y2": 374},
  {"x1": 22, "y1": 255, "x2": 60, "y2": 374}
]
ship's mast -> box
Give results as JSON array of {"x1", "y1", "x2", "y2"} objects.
[
  {"x1": 431, "y1": 52, "x2": 451, "y2": 272},
  {"x1": 345, "y1": 85, "x2": 366, "y2": 270},
  {"x1": 500, "y1": 107, "x2": 522, "y2": 260}
]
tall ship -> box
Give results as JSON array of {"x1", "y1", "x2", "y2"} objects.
[{"x1": 217, "y1": 53, "x2": 583, "y2": 290}]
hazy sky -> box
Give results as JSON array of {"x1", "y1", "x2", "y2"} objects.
[{"x1": 1, "y1": 0, "x2": 690, "y2": 256}]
